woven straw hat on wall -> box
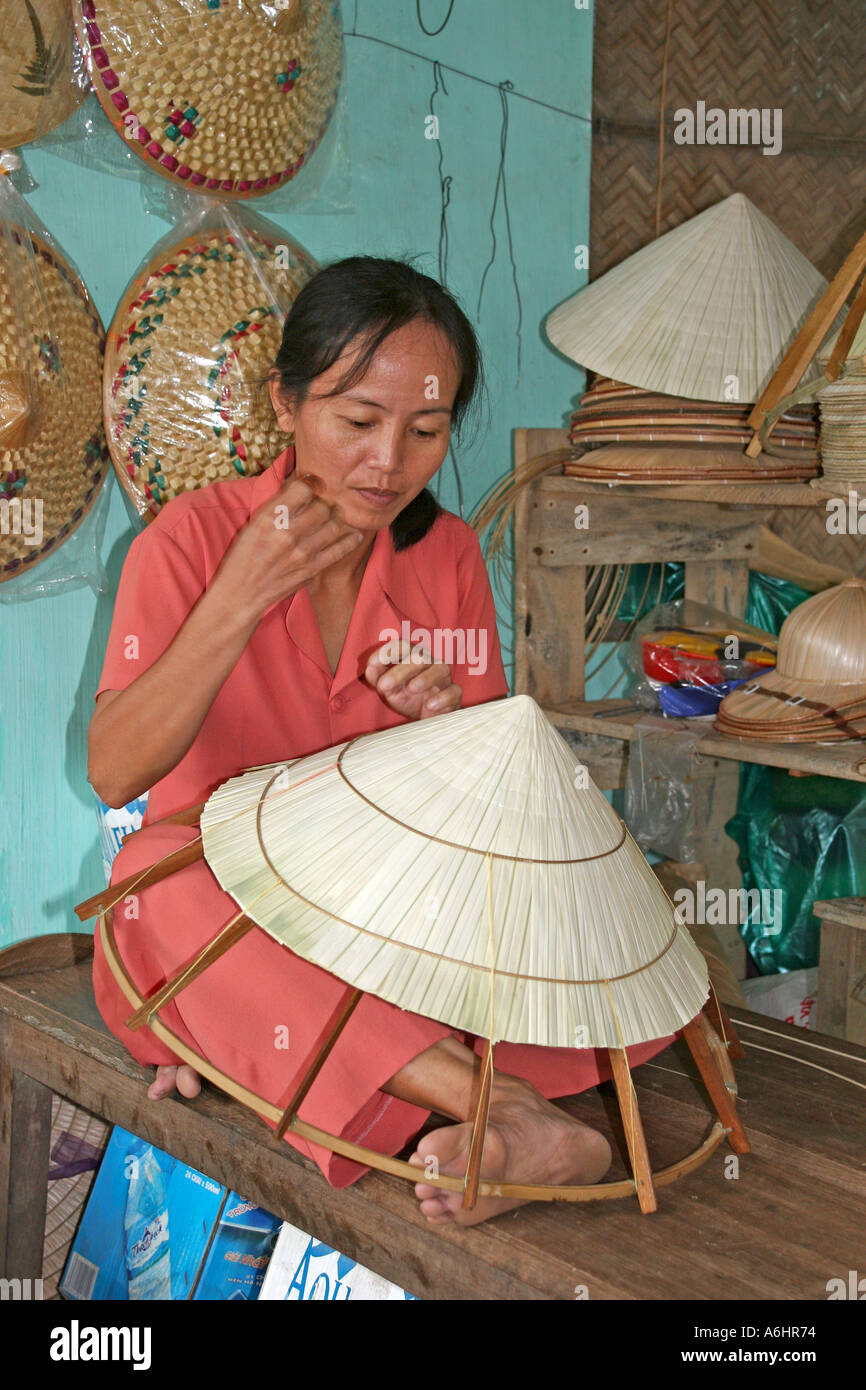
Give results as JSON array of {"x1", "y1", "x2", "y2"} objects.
[
  {"x1": 0, "y1": 0, "x2": 88, "y2": 148},
  {"x1": 103, "y1": 211, "x2": 318, "y2": 518},
  {"x1": 73, "y1": 0, "x2": 343, "y2": 198},
  {"x1": 1, "y1": 221, "x2": 108, "y2": 583}
]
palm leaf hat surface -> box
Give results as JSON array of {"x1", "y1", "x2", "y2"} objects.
[
  {"x1": 0, "y1": 0, "x2": 87, "y2": 149},
  {"x1": 83, "y1": 696, "x2": 748, "y2": 1212},
  {"x1": 546, "y1": 193, "x2": 828, "y2": 404},
  {"x1": 201, "y1": 694, "x2": 710, "y2": 1050},
  {"x1": 72, "y1": 0, "x2": 343, "y2": 198}
]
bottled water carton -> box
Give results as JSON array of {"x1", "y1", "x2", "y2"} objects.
[{"x1": 123, "y1": 1138, "x2": 171, "y2": 1300}]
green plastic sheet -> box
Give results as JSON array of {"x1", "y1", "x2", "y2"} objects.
[
  {"x1": 731, "y1": 572, "x2": 866, "y2": 973},
  {"x1": 620, "y1": 567, "x2": 866, "y2": 974}
]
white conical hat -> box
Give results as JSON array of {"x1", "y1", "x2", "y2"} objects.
[
  {"x1": 200, "y1": 695, "x2": 708, "y2": 1048},
  {"x1": 546, "y1": 194, "x2": 828, "y2": 404}
]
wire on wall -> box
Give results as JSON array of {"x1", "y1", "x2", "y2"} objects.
[
  {"x1": 428, "y1": 58, "x2": 464, "y2": 516},
  {"x1": 477, "y1": 80, "x2": 523, "y2": 384},
  {"x1": 416, "y1": 0, "x2": 456, "y2": 37}
]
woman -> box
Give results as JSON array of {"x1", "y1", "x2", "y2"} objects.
[{"x1": 89, "y1": 257, "x2": 671, "y2": 1228}]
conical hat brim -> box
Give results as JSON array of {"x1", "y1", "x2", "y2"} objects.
[
  {"x1": 718, "y1": 670, "x2": 866, "y2": 726},
  {"x1": 546, "y1": 194, "x2": 828, "y2": 403},
  {"x1": 201, "y1": 697, "x2": 709, "y2": 1048}
]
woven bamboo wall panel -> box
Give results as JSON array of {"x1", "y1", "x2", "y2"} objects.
[
  {"x1": 766, "y1": 508, "x2": 866, "y2": 580},
  {"x1": 591, "y1": 0, "x2": 866, "y2": 279}
]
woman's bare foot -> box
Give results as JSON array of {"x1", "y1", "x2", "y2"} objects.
[
  {"x1": 147, "y1": 1064, "x2": 201, "y2": 1101},
  {"x1": 409, "y1": 1076, "x2": 611, "y2": 1227}
]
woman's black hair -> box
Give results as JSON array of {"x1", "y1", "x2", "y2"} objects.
[{"x1": 271, "y1": 256, "x2": 484, "y2": 550}]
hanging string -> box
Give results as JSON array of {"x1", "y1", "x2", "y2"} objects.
[
  {"x1": 427, "y1": 59, "x2": 464, "y2": 516},
  {"x1": 477, "y1": 80, "x2": 523, "y2": 385},
  {"x1": 416, "y1": 0, "x2": 456, "y2": 37}
]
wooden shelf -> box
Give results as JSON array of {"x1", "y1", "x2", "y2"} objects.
[{"x1": 546, "y1": 699, "x2": 866, "y2": 784}]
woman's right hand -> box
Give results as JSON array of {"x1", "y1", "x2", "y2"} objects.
[{"x1": 211, "y1": 474, "x2": 367, "y2": 626}]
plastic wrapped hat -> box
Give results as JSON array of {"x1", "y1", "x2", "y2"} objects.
[
  {"x1": 103, "y1": 206, "x2": 318, "y2": 519},
  {"x1": 0, "y1": 0, "x2": 88, "y2": 149},
  {"x1": 73, "y1": 0, "x2": 343, "y2": 198},
  {"x1": 546, "y1": 194, "x2": 828, "y2": 404},
  {"x1": 0, "y1": 176, "x2": 108, "y2": 583},
  {"x1": 80, "y1": 696, "x2": 750, "y2": 1214},
  {"x1": 716, "y1": 578, "x2": 866, "y2": 741}
]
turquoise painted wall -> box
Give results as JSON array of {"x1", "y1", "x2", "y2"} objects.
[{"x1": 0, "y1": 0, "x2": 592, "y2": 947}]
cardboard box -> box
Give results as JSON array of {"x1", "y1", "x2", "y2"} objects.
[
  {"x1": 259, "y1": 1220, "x2": 418, "y2": 1301},
  {"x1": 60, "y1": 1127, "x2": 281, "y2": 1301}
]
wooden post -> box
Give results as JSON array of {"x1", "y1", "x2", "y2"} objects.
[
  {"x1": 275, "y1": 988, "x2": 364, "y2": 1139},
  {"x1": 74, "y1": 839, "x2": 205, "y2": 921},
  {"x1": 815, "y1": 897, "x2": 866, "y2": 1044},
  {"x1": 462, "y1": 1039, "x2": 495, "y2": 1211},
  {"x1": 125, "y1": 913, "x2": 256, "y2": 1031},
  {"x1": 608, "y1": 1047, "x2": 658, "y2": 1214},
  {"x1": 0, "y1": 1045, "x2": 52, "y2": 1282},
  {"x1": 681, "y1": 1016, "x2": 750, "y2": 1154},
  {"x1": 513, "y1": 429, "x2": 587, "y2": 703}
]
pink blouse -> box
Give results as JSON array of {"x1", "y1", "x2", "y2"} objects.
[{"x1": 96, "y1": 446, "x2": 509, "y2": 819}]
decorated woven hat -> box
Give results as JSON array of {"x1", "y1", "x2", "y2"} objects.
[
  {"x1": 1, "y1": 215, "x2": 109, "y2": 583},
  {"x1": 716, "y1": 578, "x2": 866, "y2": 735},
  {"x1": 73, "y1": 0, "x2": 343, "y2": 198},
  {"x1": 546, "y1": 194, "x2": 828, "y2": 404},
  {"x1": 0, "y1": 0, "x2": 88, "y2": 149},
  {"x1": 103, "y1": 211, "x2": 317, "y2": 518}
]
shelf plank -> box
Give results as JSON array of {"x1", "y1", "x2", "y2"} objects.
[{"x1": 544, "y1": 699, "x2": 866, "y2": 783}]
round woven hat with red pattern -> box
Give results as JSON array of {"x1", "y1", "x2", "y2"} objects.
[{"x1": 73, "y1": 0, "x2": 343, "y2": 198}]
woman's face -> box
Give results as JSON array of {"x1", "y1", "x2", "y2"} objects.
[{"x1": 268, "y1": 318, "x2": 461, "y2": 531}]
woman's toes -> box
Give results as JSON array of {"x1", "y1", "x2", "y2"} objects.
[
  {"x1": 419, "y1": 1195, "x2": 452, "y2": 1220},
  {"x1": 147, "y1": 1065, "x2": 178, "y2": 1100},
  {"x1": 176, "y1": 1064, "x2": 201, "y2": 1098}
]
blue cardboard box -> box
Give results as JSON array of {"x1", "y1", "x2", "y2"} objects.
[{"x1": 61, "y1": 1126, "x2": 280, "y2": 1301}]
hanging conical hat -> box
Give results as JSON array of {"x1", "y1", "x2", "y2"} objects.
[
  {"x1": 0, "y1": 0, "x2": 87, "y2": 149},
  {"x1": 546, "y1": 194, "x2": 828, "y2": 404},
  {"x1": 200, "y1": 695, "x2": 709, "y2": 1049},
  {"x1": 103, "y1": 212, "x2": 317, "y2": 518},
  {"x1": 73, "y1": 0, "x2": 342, "y2": 198},
  {"x1": 716, "y1": 578, "x2": 866, "y2": 733},
  {"x1": 1, "y1": 221, "x2": 108, "y2": 583}
]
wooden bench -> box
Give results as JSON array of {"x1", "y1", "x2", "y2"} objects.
[{"x1": 2, "y1": 932, "x2": 865, "y2": 1301}]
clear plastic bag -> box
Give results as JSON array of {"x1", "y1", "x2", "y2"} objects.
[
  {"x1": 628, "y1": 597, "x2": 777, "y2": 718},
  {"x1": 0, "y1": 0, "x2": 90, "y2": 150},
  {"x1": 103, "y1": 195, "x2": 318, "y2": 520},
  {"x1": 0, "y1": 159, "x2": 109, "y2": 595},
  {"x1": 38, "y1": 0, "x2": 351, "y2": 214},
  {"x1": 624, "y1": 715, "x2": 706, "y2": 860}
]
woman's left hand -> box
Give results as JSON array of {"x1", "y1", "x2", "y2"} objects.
[{"x1": 364, "y1": 640, "x2": 462, "y2": 720}]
